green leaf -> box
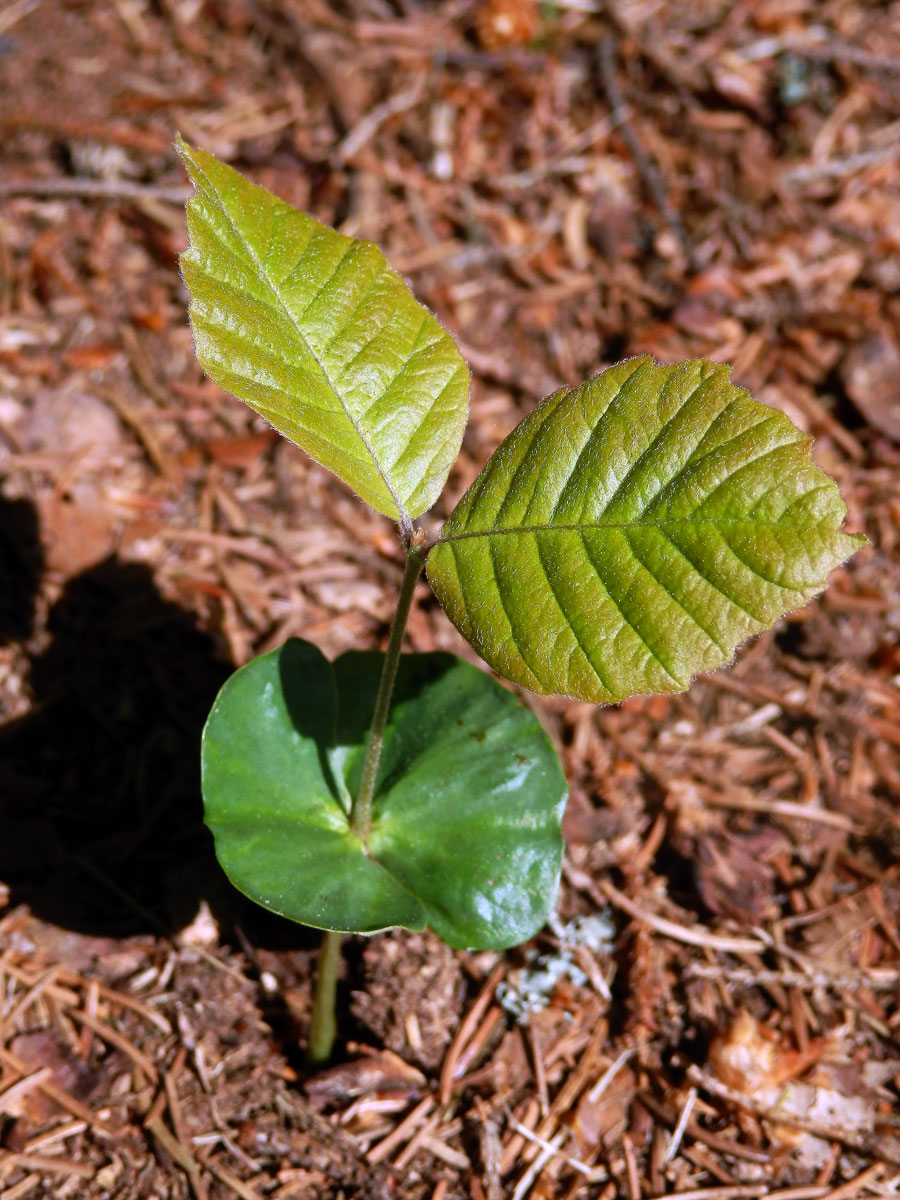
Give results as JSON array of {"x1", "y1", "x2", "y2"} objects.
[
  {"x1": 427, "y1": 356, "x2": 866, "y2": 703},
  {"x1": 201, "y1": 639, "x2": 566, "y2": 949},
  {"x1": 177, "y1": 138, "x2": 469, "y2": 521}
]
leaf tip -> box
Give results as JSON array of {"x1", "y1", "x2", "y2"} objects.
[
  {"x1": 174, "y1": 131, "x2": 194, "y2": 168},
  {"x1": 174, "y1": 135, "x2": 217, "y2": 193}
]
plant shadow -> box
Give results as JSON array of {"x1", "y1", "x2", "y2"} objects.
[
  {"x1": 0, "y1": 494, "x2": 43, "y2": 646},
  {"x1": 0, "y1": 520, "x2": 315, "y2": 946},
  {"x1": 0, "y1": 538, "x2": 242, "y2": 935},
  {"x1": 279, "y1": 646, "x2": 455, "y2": 807},
  {"x1": 0, "y1": 505, "x2": 395, "y2": 952}
]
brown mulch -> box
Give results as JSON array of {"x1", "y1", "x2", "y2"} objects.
[{"x1": 1, "y1": 1, "x2": 899, "y2": 1197}]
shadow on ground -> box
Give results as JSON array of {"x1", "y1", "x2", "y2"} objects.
[
  {"x1": 0, "y1": 495, "x2": 43, "y2": 646},
  {"x1": 0, "y1": 499, "x2": 243, "y2": 936}
]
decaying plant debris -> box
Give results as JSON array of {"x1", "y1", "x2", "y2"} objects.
[{"x1": 1, "y1": 1, "x2": 898, "y2": 1197}]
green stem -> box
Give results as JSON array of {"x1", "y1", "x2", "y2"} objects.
[
  {"x1": 351, "y1": 539, "x2": 426, "y2": 841},
  {"x1": 307, "y1": 928, "x2": 344, "y2": 1064},
  {"x1": 307, "y1": 534, "x2": 425, "y2": 1065}
]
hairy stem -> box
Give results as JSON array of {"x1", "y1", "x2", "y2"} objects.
[
  {"x1": 351, "y1": 536, "x2": 426, "y2": 841},
  {"x1": 307, "y1": 928, "x2": 344, "y2": 1064}
]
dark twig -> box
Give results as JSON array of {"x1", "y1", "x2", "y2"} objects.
[{"x1": 597, "y1": 36, "x2": 701, "y2": 273}]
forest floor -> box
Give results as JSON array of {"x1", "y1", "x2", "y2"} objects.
[{"x1": 1, "y1": 1, "x2": 899, "y2": 1198}]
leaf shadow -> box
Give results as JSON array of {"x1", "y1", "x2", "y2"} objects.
[
  {"x1": 277, "y1": 637, "x2": 345, "y2": 811},
  {"x1": 275, "y1": 644, "x2": 457, "y2": 814},
  {"x1": 332, "y1": 651, "x2": 458, "y2": 802}
]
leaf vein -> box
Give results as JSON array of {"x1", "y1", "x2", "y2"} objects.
[
  {"x1": 485, "y1": 540, "x2": 547, "y2": 692},
  {"x1": 651, "y1": 525, "x2": 763, "y2": 625},
  {"x1": 576, "y1": 530, "x2": 684, "y2": 688},
  {"x1": 547, "y1": 362, "x2": 644, "y2": 522},
  {"x1": 621, "y1": 528, "x2": 728, "y2": 653},
  {"x1": 319, "y1": 268, "x2": 386, "y2": 357},
  {"x1": 491, "y1": 397, "x2": 562, "y2": 527},
  {"x1": 532, "y1": 533, "x2": 614, "y2": 696},
  {"x1": 336, "y1": 292, "x2": 406, "y2": 380},
  {"x1": 591, "y1": 366, "x2": 711, "y2": 522},
  {"x1": 646, "y1": 413, "x2": 777, "y2": 517},
  {"x1": 367, "y1": 311, "x2": 433, "y2": 410},
  {"x1": 185, "y1": 155, "x2": 406, "y2": 518},
  {"x1": 688, "y1": 441, "x2": 804, "y2": 518},
  {"x1": 387, "y1": 362, "x2": 465, "y2": 474},
  {"x1": 297, "y1": 242, "x2": 356, "y2": 323},
  {"x1": 438, "y1": 517, "x2": 834, "y2": 543},
  {"x1": 403, "y1": 365, "x2": 469, "y2": 507},
  {"x1": 717, "y1": 527, "x2": 812, "y2": 591}
]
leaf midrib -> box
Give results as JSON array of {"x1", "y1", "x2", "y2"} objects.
[
  {"x1": 190, "y1": 158, "x2": 407, "y2": 520},
  {"x1": 435, "y1": 515, "x2": 839, "y2": 544}
]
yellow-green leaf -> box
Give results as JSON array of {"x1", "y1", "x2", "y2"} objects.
[
  {"x1": 177, "y1": 138, "x2": 468, "y2": 520},
  {"x1": 427, "y1": 356, "x2": 865, "y2": 703}
]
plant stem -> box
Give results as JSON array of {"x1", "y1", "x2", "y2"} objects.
[
  {"x1": 351, "y1": 538, "x2": 426, "y2": 841},
  {"x1": 308, "y1": 535, "x2": 425, "y2": 1065},
  {"x1": 307, "y1": 928, "x2": 344, "y2": 1064}
]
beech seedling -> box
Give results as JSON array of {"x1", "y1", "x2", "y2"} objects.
[{"x1": 178, "y1": 138, "x2": 864, "y2": 1060}]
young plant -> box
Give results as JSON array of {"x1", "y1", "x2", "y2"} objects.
[{"x1": 177, "y1": 139, "x2": 864, "y2": 1061}]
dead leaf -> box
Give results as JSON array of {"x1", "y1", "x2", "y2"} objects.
[
  {"x1": 841, "y1": 332, "x2": 900, "y2": 442},
  {"x1": 305, "y1": 1047, "x2": 426, "y2": 1107}
]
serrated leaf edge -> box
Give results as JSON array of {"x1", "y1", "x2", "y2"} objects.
[{"x1": 427, "y1": 357, "x2": 866, "y2": 703}]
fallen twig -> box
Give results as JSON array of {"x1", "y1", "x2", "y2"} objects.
[
  {"x1": 0, "y1": 177, "x2": 189, "y2": 202},
  {"x1": 597, "y1": 35, "x2": 700, "y2": 272}
]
